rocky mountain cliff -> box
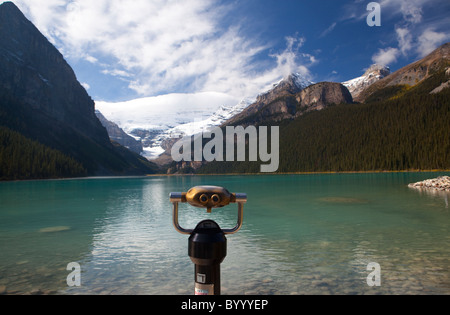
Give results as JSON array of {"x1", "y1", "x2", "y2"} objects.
[
  {"x1": 0, "y1": 2, "x2": 157, "y2": 177},
  {"x1": 296, "y1": 82, "x2": 353, "y2": 112},
  {"x1": 95, "y1": 110, "x2": 144, "y2": 155},
  {"x1": 430, "y1": 67, "x2": 450, "y2": 94},
  {"x1": 257, "y1": 73, "x2": 313, "y2": 104},
  {"x1": 225, "y1": 73, "x2": 314, "y2": 126},
  {"x1": 226, "y1": 79, "x2": 353, "y2": 126},
  {"x1": 0, "y1": 1, "x2": 101, "y2": 141}
]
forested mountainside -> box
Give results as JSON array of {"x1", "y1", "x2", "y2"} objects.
[{"x1": 196, "y1": 66, "x2": 450, "y2": 174}]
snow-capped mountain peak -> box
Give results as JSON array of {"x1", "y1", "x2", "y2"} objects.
[
  {"x1": 343, "y1": 64, "x2": 391, "y2": 99},
  {"x1": 269, "y1": 73, "x2": 314, "y2": 92},
  {"x1": 289, "y1": 72, "x2": 315, "y2": 90},
  {"x1": 255, "y1": 72, "x2": 314, "y2": 105}
]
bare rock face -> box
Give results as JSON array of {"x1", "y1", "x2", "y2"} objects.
[
  {"x1": 430, "y1": 66, "x2": 450, "y2": 94},
  {"x1": 225, "y1": 73, "x2": 313, "y2": 125},
  {"x1": 96, "y1": 110, "x2": 144, "y2": 154},
  {"x1": 0, "y1": 1, "x2": 105, "y2": 142},
  {"x1": 225, "y1": 81, "x2": 353, "y2": 127},
  {"x1": 296, "y1": 82, "x2": 353, "y2": 112},
  {"x1": 256, "y1": 73, "x2": 313, "y2": 105}
]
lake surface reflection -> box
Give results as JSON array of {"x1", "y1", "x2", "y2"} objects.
[{"x1": 0, "y1": 173, "x2": 449, "y2": 295}]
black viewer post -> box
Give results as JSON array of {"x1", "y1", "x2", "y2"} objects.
[{"x1": 170, "y1": 186, "x2": 247, "y2": 295}]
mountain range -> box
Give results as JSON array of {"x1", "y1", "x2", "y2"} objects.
[
  {"x1": 96, "y1": 72, "x2": 344, "y2": 160},
  {"x1": 196, "y1": 43, "x2": 450, "y2": 174},
  {"x1": 166, "y1": 43, "x2": 450, "y2": 174},
  {"x1": 96, "y1": 67, "x2": 388, "y2": 161},
  {"x1": 0, "y1": 2, "x2": 158, "y2": 180},
  {"x1": 1, "y1": 1, "x2": 449, "y2": 179}
]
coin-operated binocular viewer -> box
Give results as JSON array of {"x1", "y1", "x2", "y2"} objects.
[{"x1": 170, "y1": 186, "x2": 247, "y2": 295}]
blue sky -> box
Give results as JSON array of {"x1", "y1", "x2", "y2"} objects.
[{"x1": 8, "y1": 0, "x2": 450, "y2": 103}]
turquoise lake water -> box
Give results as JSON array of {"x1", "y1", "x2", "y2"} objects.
[{"x1": 0, "y1": 173, "x2": 449, "y2": 295}]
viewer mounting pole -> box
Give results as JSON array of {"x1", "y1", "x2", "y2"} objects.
[{"x1": 170, "y1": 186, "x2": 247, "y2": 295}]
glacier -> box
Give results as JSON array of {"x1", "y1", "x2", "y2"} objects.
[
  {"x1": 95, "y1": 73, "x2": 312, "y2": 160},
  {"x1": 96, "y1": 92, "x2": 250, "y2": 159}
]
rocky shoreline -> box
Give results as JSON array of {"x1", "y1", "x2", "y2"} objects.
[{"x1": 408, "y1": 176, "x2": 450, "y2": 191}]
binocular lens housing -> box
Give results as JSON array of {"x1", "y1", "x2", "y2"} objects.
[
  {"x1": 211, "y1": 194, "x2": 220, "y2": 204},
  {"x1": 200, "y1": 194, "x2": 209, "y2": 205}
]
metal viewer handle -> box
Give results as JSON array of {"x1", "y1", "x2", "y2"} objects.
[{"x1": 170, "y1": 188, "x2": 247, "y2": 235}]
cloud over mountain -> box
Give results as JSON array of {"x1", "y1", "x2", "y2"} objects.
[
  {"x1": 370, "y1": 0, "x2": 449, "y2": 65},
  {"x1": 13, "y1": 0, "x2": 313, "y2": 99}
]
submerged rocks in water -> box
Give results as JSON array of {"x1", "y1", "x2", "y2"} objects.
[
  {"x1": 38, "y1": 226, "x2": 71, "y2": 233},
  {"x1": 408, "y1": 176, "x2": 450, "y2": 192}
]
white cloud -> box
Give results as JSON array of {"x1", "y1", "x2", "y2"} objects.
[
  {"x1": 320, "y1": 22, "x2": 337, "y2": 38},
  {"x1": 95, "y1": 92, "x2": 239, "y2": 133},
  {"x1": 81, "y1": 82, "x2": 90, "y2": 90},
  {"x1": 372, "y1": 47, "x2": 400, "y2": 66},
  {"x1": 417, "y1": 29, "x2": 450, "y2": 57},
  {"x1": 84, "y1": 55, "x2": 98, "y2": 64},
  {"x1": 397, "y1": 0, "x2": 424, "y2": 24},
  {"x1": 369, "y1": 0, "x2": 449, "y2": 65},
  {"x1": 101, "y1": 69, "x2": 132, "y2": 78},
  {"x1": 396, "y1": 27, "x2": 413, "y2": 55},
  {"x1": 378, "y1": 0, "x2": 427, "y2": 23},
  {"x1": 13, "y1": 0, "x2": 314, "y2": 101},
  {"x1": 269, "y1": 36, "x2": 313, "y2": 78}
]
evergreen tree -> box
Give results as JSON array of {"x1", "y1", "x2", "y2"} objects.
[{"x1": 0, "y1": 126, "x2": 87, "y2": 180}]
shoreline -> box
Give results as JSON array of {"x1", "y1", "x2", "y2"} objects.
[
  {"x1": 2, "y1": 170, "x2": 450, "y2": 183},
  {"x1": 148, "y1": 169, "x2": 450, "y2": 177}
]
